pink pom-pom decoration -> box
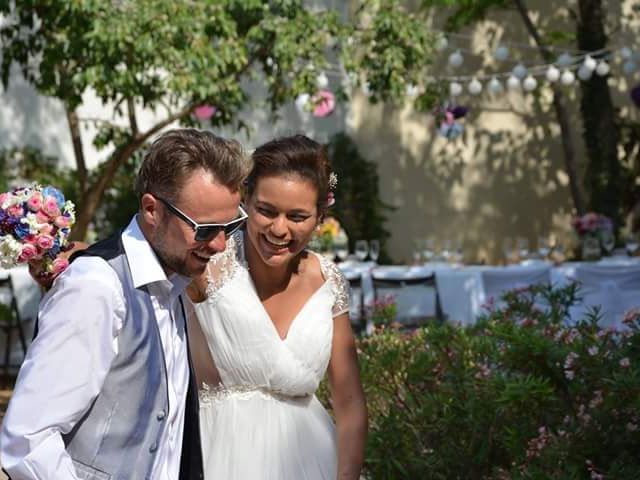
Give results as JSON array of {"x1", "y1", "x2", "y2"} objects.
[
  {"x1": 312, "y1": 90, "x2": 336, "y2": 118},
  {"x1": 193, "y1": 104, "x2": 217, "y2": 121}
]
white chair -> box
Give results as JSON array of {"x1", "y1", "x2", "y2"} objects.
[
  {"x1": 569, "y1": 265, "x2": 640, "y2": 328},
  {"x1": 343, "y1": 270, "x2": 366, "y2": 333},
  {"x1": 480, "y1": 265, "x2": 552, "y2": 311}
]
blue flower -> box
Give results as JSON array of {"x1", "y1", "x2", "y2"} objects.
[
  {"x1": 42, "y1": 186, "x2": 66, "y2": 206},
  {"x1": 13, "y1": 223, "x2": 30, "y2": 239}
]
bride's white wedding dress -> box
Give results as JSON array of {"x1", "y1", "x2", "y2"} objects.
[{"x1": 191, "y1": 233, "x2": 349, "y2": 479}]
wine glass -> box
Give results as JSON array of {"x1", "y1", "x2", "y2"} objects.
[
  {"x1": 440, "y1": 239, "x2": 452, "y2": 263},
  {"x1": 517, "y1": 237, "x2": 529, "y2": 261},
  {"x1": 600, "y1": 230, "x2": 615, "y2": 256},
  {"x1": 354, "y1": 240, "x2": 369, "y2": 262},
  {"x1": 537, "y1": 235, "x2": 550, "y2": 259},
  {"x1": 502, "y1": 237, "x2": 514, "y2": 264},
  {"x1": 452, "y1": 239, "x2": 464, "y2": 265},
  {"x1": 333, "y1": 230, "x2": 349, "y2": 262},
  {"x1": 626, "y1": 232, "x2": 639, "y2": 256},
  {"x1": 422, "y1": 237, "x2": 435, "y2": 263},
  {"x1": 369, "y1": 239, "x2": 380, "y2": 263}
]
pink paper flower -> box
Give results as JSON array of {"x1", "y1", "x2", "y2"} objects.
[
  {"x1": 36, "y1": 234, "x2": 55, "y2": 250},
  {"x1": 193, "y1": 104, "x2": 217, "y2": 121},
  {"x1": 312, "y1": 90, "x2": 336, "y2": 118},
  {"x1": 18, "y1": 243, "x2": 38, "y2": 262},
  {"x1": 27, "y1": 192, "x2": 43, "y2": 212},
  {"x1": 42, "y1": 197, "x2": 61, "y2": 218},
  {"x1": 50, "y1": 257, "x2": 69, "y2": 276}
]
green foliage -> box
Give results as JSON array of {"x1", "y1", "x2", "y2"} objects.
[
  {"x1": 0, "y1": 147, "x2": 78, "y2": 202},
  {"x1": 319, "y1": 284, "x2": 640, "y2": 478},
  {"x1": 327, "y1": 133, "x2": 394, "y2": 262}
]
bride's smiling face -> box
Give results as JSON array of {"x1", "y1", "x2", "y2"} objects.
[{"x1": 245, "y1": 174, "x2": 319, "y2": 268}]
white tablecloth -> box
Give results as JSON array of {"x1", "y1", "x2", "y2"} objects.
[{"x1": 339, "y1": 257, "x2": 640, "y2": 327}]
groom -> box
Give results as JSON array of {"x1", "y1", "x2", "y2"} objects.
[{"x1": 0, "y1": 129, "x2": 249, "y2": 479}]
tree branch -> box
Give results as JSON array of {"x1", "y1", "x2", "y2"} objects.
[
  {"x1": 127, "y1": 97, "x2": 138, "y2": 136},
  {"x1": 65, "y1": 106, "x2": 87, "y2": 196}
]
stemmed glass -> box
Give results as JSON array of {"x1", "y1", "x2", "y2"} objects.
[
  {"x1": 600, "y1": 230, "x2": 615, "y2": 256},
  {"x1": 422, "y1": 237, "x2": 435, "y2": 263},
  {"x1": 626, "y1": 232, "x2": 639, "y2": 256},
  {"x1": 537, "y1": 235, "x2": 550, "y2": 259},
  {"x1": 369, "y1": 240, "x2": 380, "y2": 263},
  {"x1": 502, "y1": 237, "x2": 514, "y2": 264},
  {"x1": 440, "y1": 239, "x2": 452, "y2": 263},
  {"x1": 517, "y1": 237, "x2": 529, "y2": 261},
  {"x1": 355, "y1": 240, "x2": 369, "y2": 262},
  {"x1": 333, "y1": 230, "x2": 349, "y2": 262}
]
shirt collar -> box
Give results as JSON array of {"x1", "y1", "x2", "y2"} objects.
[{"x1": 121, "y1": 216, "x2": 192, "y2": 295}]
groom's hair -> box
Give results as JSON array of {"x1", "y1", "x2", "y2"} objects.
[{"x1": 135, "y1": 128, "x2": 249, "y2": 203}]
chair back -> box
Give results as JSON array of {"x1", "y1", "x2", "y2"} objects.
[
  {"x1": 371, "y1": 270, "x2": 444, "y2": 326},
  {"x1": 343, "y1": 271, "x2": 365, "y2": 333},
  {"x1": 571, "y1": 264, "x2": 640, "y2": 328},
  {"x1": 480, "y1": 265, "x2": 551, "y2": 310},
  {"x1": 0, "y1": 276, "x2": 19, "y2": 325}
]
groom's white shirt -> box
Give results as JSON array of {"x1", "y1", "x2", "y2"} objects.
[{"x1": 0, "y1": 217, "x2": 190, "y2": 480}]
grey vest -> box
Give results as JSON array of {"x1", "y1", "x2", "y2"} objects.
[{"x1": 59, "y1": 233, "x2": 203, "y2": 480}]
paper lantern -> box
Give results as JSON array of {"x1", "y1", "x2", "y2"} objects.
[
  {"x1": 449, "y1": 82, "x2": 463, "y2": 97},
  {"x1": 560, "y1": 69, "x2": 575, "y2": 85},
  {"x1": 595, "y1": 61, "x2": 610, "y2": 76},
  {"x1": 522, "y1": 75, "x2": 538, "y2": 91},
  {"x1": 620, "y1": 47, "x2": 633, "y2": 59},
  {"x1": 577, "y1": 64, "x2": 593, "y2": 81},
  {"x1": 294, "y1": 93, "x2": 310, "y2": 114},
  {"x1": 507, "y1": 75, "x2": 521, "y2": 90},
  {"x1": 623, "y1": 61, "x2": 637, "y2": 75},
  {"x1": 488, "y1": 77, "x2": 504, "y2": 94},
  {"x1": 468, "y1": 78, "x2": 482, "y2": 95},
  {"x1": 582, "y1": 55, "x2": 597, "y2": 71},
  {"x1": 448, "y1": 50, "x2": 464, "y2": 68},
  {"x1": 406, "y1": 84, "x2": 419, "y2": 97},
  {"x1": 436, "y1": 35, "x2": 448, "y2": 51},
  {"x1": 494, "y1": 46, "x2": 509, "y2": 61},
  {"x1": 546, "y1": 65, "x2": 561, "y2": 82},
  {"x1": 316, "y1": 72, "x2": 329, "y2": 89},
  {"x1": 512, "y1": 63, "x2": 528, "y2": 79},
  {"x1": 556, "y1": 52, "x2": 574, "y2": 67}
]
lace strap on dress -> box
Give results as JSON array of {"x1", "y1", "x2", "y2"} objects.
[
  {"x1": 205, "y1": 234, "x2": 239, "y2": 301},
  {"x1": 316, "y1": 253, "x2": 350, "y2": 317}
]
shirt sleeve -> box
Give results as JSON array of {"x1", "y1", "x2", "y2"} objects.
[{"x1": 0, "y1": 257, "x2": 125, "y2": 479}]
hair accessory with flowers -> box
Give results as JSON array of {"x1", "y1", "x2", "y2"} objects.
[
  {"x1": 0, "y1": 184, "x2": 76, "y2": 285},
  {"x1": 327, "y1": 172, "x2": 338, "y2": 207}
]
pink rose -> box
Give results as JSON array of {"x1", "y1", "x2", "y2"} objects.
[
  {"x1": 7, "y1": 204, "x2": 24, "y2": 217},
  {"x1": 0, "y1": 192, "x2": 8, "y2": 207},
  {"x1": 54, "y1": 215, "x2": 71, "y2": 228},
  {"x1": 36, "y1": 234, "x2": 55, "y2": 250},
  {"x1": 18, "y1": 243, "x2": 38, "y2": 262},
  {"x1": 39, "y1": 224, "x2": 54, "y2": 236},
  {"x1": 27, "y1": 192, "x2": 43, "y2": 212},
  {"x1": 42, "y1": 197, "x2": 61, "y2": 218},
  {"x1": 35, "y1": 211, "x2": 50, "y2": 224},
  {"x1": 50, "y1": 257, "x2": 69, "y2": 276}
]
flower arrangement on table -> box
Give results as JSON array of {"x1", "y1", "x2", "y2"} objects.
[
  {"x1": 571, "y1": 212, "x2": 614, "y2": 260},
  {"x1": 309, "y1": 216, "x2": 344, "y2": 253},
  {"x1": 0, "y1": 184, "x2": 76, "y2": 285}
]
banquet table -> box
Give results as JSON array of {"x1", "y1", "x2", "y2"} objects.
[{"x1": 338, "y1": 257, "x2": 640, "y2": 328}]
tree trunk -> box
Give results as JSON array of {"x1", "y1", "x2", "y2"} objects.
[
  {"x1": 65, "y1": 106, "x2": 87, "y2": 196},
  {"x1": 512, "y1": 0, "x2": 586, "y2": 215},
  {"x1": 577, "y1": 0, "x2": 622, "y2": 227}
]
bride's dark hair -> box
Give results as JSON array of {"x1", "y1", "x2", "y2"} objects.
[{"x1": 246, "y1": 135, "x2": 332, "y2": 215}]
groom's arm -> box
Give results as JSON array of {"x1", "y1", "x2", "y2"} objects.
[{"x1": 0, "y1": 257, "x2": 124, "y2": 479}]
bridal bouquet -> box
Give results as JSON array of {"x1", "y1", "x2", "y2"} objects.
[{"x1": 0, "y1": 184, "x2": 76, "y2": 283}]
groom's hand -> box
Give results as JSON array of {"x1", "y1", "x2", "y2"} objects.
[{"x1": 28, "y1": 241, "x2": 89, "y2": 290}]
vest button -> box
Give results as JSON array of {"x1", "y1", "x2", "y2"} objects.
[
  {"x1": 157, "y1": 410, "x2": 167, "y2": 421},
  {"x1": 149, "y1": 442, "x2": 158, "y2": 453}
]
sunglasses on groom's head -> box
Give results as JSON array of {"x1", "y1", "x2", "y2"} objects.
[{"x1": 155, "y1": 196, "x2": 247, "y2": 242}]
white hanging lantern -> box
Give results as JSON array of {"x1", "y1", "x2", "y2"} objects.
[
  {"x1": 595, "y1": 60, "x2": 610, "y2": 76},
  {"x1": 620, "y1": 47, "x2": 633, "y2": 59},
  {"x1": 494, "y1": 46, "x2": 509, "y2": 61},
  {"x1": 468, "y1": 77, "x2": 482, "y2": 95},
  {"x1": 436, "y1": 35, "x2": 448, "y2": 51},
  {"x1": 512, "y1": 63, "x2": 528, "y2": 79},
  {"x1": 556, "y1": 52, "x2": 573, "y2": 67},
  {"x1": 522, "y1": 75, "x2": 538, "y2": 91},
  {"x1": 577, "y1": 64, "x2": 593, "y2": 81},
  {"x1": 546, "y1": 65, "x2": 561, "y2": 82},
  {"x1": 448, "y1": 50, "x2": 464, "y2": 68},
  {"x1": 316, "y1": 72, "x2": 329, "y2": 89},
  {"x1": 582, "y1": 55, "x2": 597, "y2": 72},
  {"x1": 507, "y1": 75, "x2": 521, "y2": 90},
  {"x1": 406, "y1": 84, "x2": 419, "y2": 97},
  {"x1": 295, "y1": 93, "x2": 310, "y2": 114},
  {"x1": 449, "y1": 81, "x2": 463, "y2": 97},
  {"x1": 362, "y1": 81, "x2": 372, "y2": 96},
  {"x1": 623, "y1": 61, "x2": 637, "y2": 75},
  {"x1": 560, "y1": 69, "x2": 575, "y2": 85},
  {"x1": 488, "y1": 76, "x2": 504, "y2": 94}
]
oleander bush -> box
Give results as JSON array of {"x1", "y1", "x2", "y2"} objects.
[{"x1": 320, "y1": 284, "x2": 640, "y2": 479}]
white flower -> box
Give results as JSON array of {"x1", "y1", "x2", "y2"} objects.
[
  {"x1": 63, "y1": 200, "x2": 76, "y2": 223},
  {"x1": 619, "y1": 357, "x2": 630, "y2": 368},
  {"x1": 21, "y1": 212, "x2": 47, "y2": 233},
  {"x1": 588, "y1": 346, "x2": 599, "y2": 356},
  {"x1": 0, "y1": 235, "x2": 23, "y2": 269}
]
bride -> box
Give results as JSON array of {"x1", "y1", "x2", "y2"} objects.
[{"x1": 186, "y1": 135, "x2": 368, "y2": 479}]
